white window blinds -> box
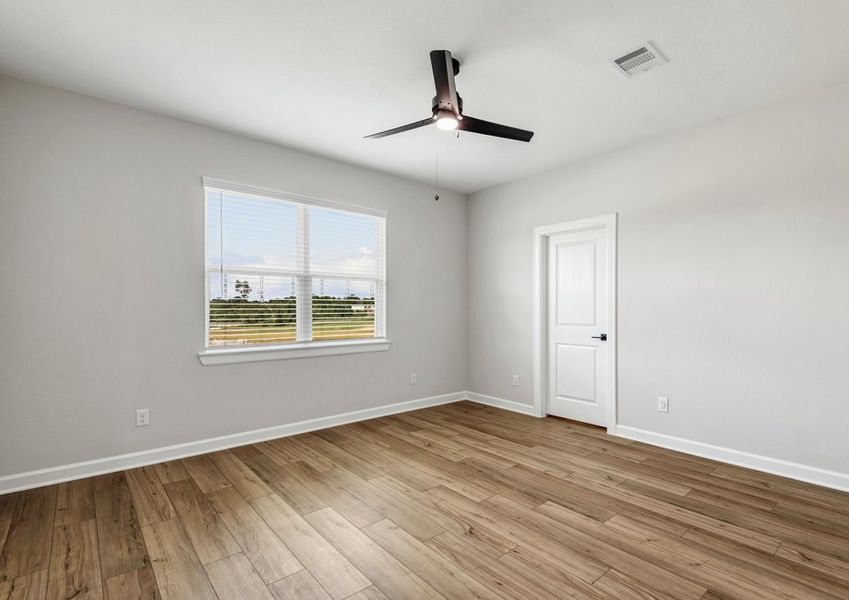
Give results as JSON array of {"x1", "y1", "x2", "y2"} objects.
[{"x1": 204, "y1": 180, "x2": 386, "y2": 349}]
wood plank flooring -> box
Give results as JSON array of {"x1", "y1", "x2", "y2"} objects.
[{"x1": 1, "y1": 401, "x2": 848, "y2": 599}]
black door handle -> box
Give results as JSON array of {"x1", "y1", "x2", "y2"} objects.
[{"x1": 591, "y1": 333, "x2": 607, "y2": 341}]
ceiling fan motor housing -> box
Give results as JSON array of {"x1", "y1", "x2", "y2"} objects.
[{"x1": 432, "y1": 94, "x2": 462, "y2": 117}]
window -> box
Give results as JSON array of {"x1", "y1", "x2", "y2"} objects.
[{"x1": 200, "y1": 179, "x2": 387, "y2": 364}]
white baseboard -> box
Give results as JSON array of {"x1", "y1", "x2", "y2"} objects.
[
  {"x1": 5, "y1": 391, "x2": 845, "y2": 495},
  {"x1": 465, "y1": 391, "x2": 540, "y2": 416},
  {"x1": 0, "y1": 391, "x2": 466, "y2": 494},
  {"x1": 615, "y1": 425, "x2": 849, "y2": 494}
]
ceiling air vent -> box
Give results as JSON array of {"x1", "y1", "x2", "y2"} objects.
[{"x1": 612, "y1": 42, "x2": 667, "y2": 78}]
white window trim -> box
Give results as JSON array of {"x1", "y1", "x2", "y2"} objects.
[
  {"x1": 199, "y1": 178, "x2": 389, "y2": 366},
  {"x1": 202, "y1": 178, "x2": 388, "y2": 218},
  {"x1": 198, "y1": 338, "x2": 391, "y2": 366}
]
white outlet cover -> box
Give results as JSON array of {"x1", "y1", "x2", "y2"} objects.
[
  {"x1": 410, "y1": 373, "x2": 417, "y2": 385},
  {"x1": 136, "y1": 408, "x2": 150, "y2": 426},
  {"x1": 512, "y1": 375, "x2": 519, "y2": 386},
  {"x1": 657, "y1": 397, "x2": 669, "y2": 413}
]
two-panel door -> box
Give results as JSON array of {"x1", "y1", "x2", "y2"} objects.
[{"x1": 547, "y1": 226, "x2": 610, "y2": 426}]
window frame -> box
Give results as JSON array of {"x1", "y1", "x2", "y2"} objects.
[{"x1": 198, "y1": 178, "x2": 390, "y2": 366}]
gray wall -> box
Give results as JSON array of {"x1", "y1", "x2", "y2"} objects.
[
  {"x1": 0, "y1": 76, "x2": 467, "y2": 477},
  {"x1": 3, "y1": 73, "x2": 848, "y2": 480},
  {"x1": 467, "y1": 82, "x2": 849, "y2": 474}
]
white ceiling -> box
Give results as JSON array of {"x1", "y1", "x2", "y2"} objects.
[{"x1": 2, "y1": 1, "x2": 848, "y2": 193}]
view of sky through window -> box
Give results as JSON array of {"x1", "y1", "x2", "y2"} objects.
[{"x1": 206, "y1": 189, "x2": 380, "y2": 299}]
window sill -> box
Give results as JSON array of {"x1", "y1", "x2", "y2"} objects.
[{"x1": 198, "y1": 338, "x2": 391, "y2": 366}]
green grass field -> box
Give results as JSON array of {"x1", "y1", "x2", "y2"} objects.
[
  {"x1": 208, "y1": 296, "x2": 376, "y2": 346},
  {"x1": 208, "y1": 319, "x2": 375, "y2": 346}
]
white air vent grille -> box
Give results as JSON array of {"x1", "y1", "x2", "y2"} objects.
[{"x1": 612, "y1": 42, "x2": 667, "y2": 78}]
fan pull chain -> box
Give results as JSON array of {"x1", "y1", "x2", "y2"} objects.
[{"x1": 434, "y1": 127, "x2": 440, "y2": 201}]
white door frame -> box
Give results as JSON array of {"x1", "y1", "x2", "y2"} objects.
[{"x1": 532, "y1": 213, "x2": 618, "y2": 433}]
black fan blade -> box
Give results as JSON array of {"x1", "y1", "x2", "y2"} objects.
[
  {"x1": 458, "y1": 115, "x2": 534, "y2": 142},
  {"x1": 430, "y1": 50, "x2": 459, "y2": 116},
  {"x1": 364, "y1": 117, "x2": 433, "y2": 139}
]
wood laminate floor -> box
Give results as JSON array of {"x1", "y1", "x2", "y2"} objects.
[{"x1": 1, "y1": 401, "x2": 848, "y2": 599}]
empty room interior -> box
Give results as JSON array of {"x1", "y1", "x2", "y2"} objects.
[{"x1": 2, "y1": 1, "x2": 849, "y2": 599}]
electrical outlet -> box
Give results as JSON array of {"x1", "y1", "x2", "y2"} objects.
[
  {"x1": 136, "y1": 408, "x2": 150, "y2": 427},
  {"x1": 657, "y1": 397, "x2": 669, "y2": 413},
  {"x1": 410, "y1": 373, "x2": 417, "y2": 385},
  {"x1": 512, "y1": 374, "x2": 519, "y2": 386}
]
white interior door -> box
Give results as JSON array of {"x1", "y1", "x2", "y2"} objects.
[{"x1": 547, "y1": 226, "x2": 610, "y2": 426}]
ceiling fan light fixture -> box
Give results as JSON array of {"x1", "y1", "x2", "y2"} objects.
[{"x1": 435, "y1": 109, "x2": 458, "y2": 130}]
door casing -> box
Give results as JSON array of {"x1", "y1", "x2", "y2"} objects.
[{"x1": 532, "y1": 214, "x2": 618, "y2": 433}]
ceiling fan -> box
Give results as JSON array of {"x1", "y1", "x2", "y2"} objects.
[{"x1": 365, "y1": 50, "x2": 534, "y2": 143}]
